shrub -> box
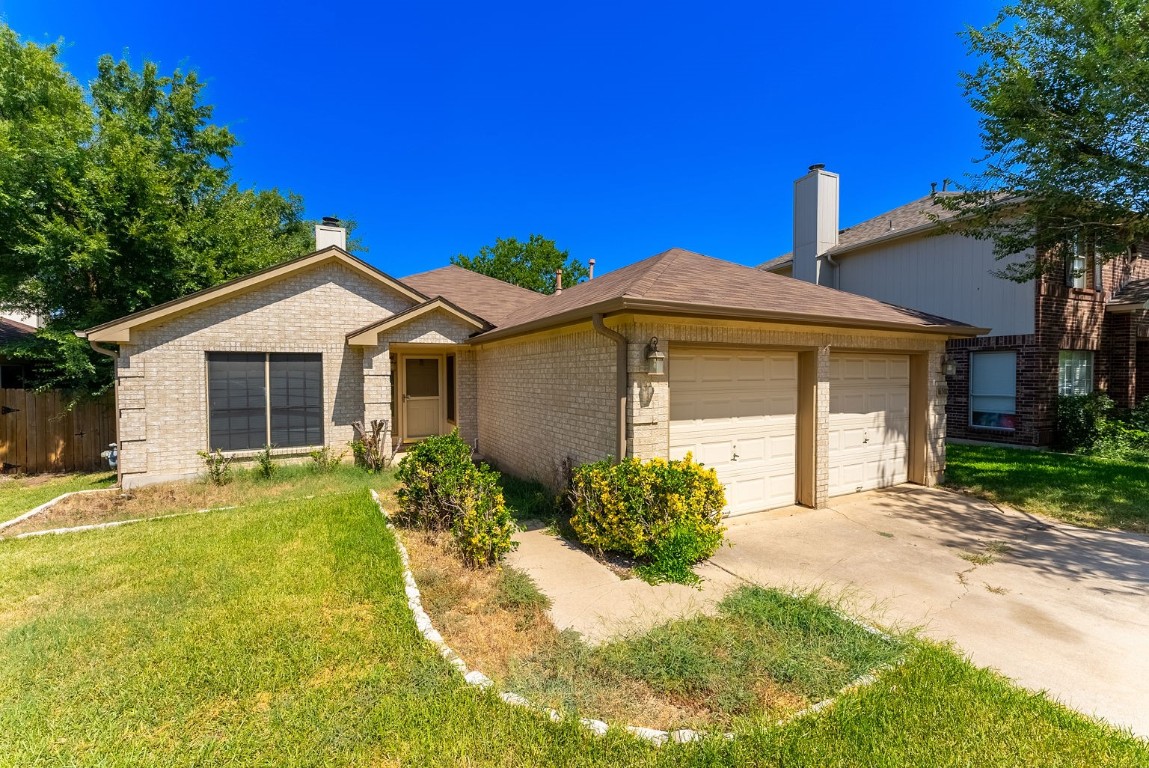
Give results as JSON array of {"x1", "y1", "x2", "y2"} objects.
[
  {"x1": 396, "y1": 430, "x2": 515, "y2": 568},
  {"x1": 197, "y1": 448, "x2": 233, "y2": 486},
  {"x1": 309, "y1": 445, "x2": 345, "y2": 473},
  {"x1": 254, "y1": 444, "x2": 277, "y2": 479},
  {"x1": 1056, "y1": 392, "x2": 1114, "y2": 451},
  {"x1": 568, "y1": 455, "x2": 726, "y2": 584},
  {"x1": 350, "y1": 419, "x2": 394, "y2": 472}
]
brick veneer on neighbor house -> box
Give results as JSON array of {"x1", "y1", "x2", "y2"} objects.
[{"x1": 945, "y1": 250, "x2": 1149, "y2": 447}]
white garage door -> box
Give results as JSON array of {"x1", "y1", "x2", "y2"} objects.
[
  {"x1": 828, "y1": 354, "x2": 910, "y2": 496},
  {"x1": 669, "y1": 349, "x2": 797, "y2": 515}
]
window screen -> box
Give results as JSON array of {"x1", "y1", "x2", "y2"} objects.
[
  {"x1": 1058, "y1": 351, "x2": 1094, "y2": 396},
  {"x1": 970, "y1": 351, "x2": 1017, "y2": 430},
  {"x1": 208, "y1": 352, "x2": 323, "y2": 450},
  {"x1": 269, "y1": 354, "x2": 324, "y2": 447}
]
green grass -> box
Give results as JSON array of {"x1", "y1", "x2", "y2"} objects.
[
  {"x1": 945, "y1": 443, "x2": 1149, "y2": 533},
  {"x1": 0, "y1": 486, "x2": 1144, "y2": 766},
  {"x1": 0, "y1": 471, "x2": 116, "y2": 519},
  {"x1": 505, "y1": 587, "x2": 905, "y2": 729}
]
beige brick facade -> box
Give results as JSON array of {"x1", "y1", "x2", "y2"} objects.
[
  {"x1": 116, "y1": 263, "x2": 430, "y2": 486},
  {"x1": 475, "y1": 323, "x2": 617, "y2": 488}
]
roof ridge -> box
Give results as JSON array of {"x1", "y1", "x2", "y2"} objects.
[{"x1": 625, "y1": 249, "x2": 688, "y2": 298}]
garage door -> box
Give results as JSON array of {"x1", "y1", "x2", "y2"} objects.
[
  {"x1": 669, "y1": 349, "x2": 797, "y2": 515},
  {"x1": 828, "y1": 354, "x2": 909, "y2": 496}
]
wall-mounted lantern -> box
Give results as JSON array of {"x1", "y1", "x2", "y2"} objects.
[
  {"x1": 645, "y1": 337, "x2": 666, "y2": 375},
  {"x1": 942, "y1": 354, "x2": 957, "y2": 377}
]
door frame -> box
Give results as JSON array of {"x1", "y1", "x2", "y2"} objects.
[
  {"x1": 396, "y1": 351, "x2": 458, "y2": 444},
  {"x1": 398, "y1": 354, "x2": 445, "y2": 443}
]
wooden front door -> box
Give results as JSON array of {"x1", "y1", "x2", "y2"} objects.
[{"x1": 402, "y1": 357, "x2": 442, "y2": 441}]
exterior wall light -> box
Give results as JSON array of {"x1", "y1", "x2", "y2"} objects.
[
  {"x1": 645, "y1": 337, "x2": 666, "y2": 375},
  {"x1": 943, "y1": 354, "x2": 957, "y2": 377}
]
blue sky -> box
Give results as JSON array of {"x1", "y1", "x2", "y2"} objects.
[{"x1": 3, "y1": 1, "x2": 1002, "y2": 277}]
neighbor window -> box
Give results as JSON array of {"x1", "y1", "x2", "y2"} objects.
[
  {"x1": 1065, "y1": 235, "x2": 1100, "y2": 290},
  {"x1": 970, "y1": 350, "x2": 1017, "y2": 430},
  {"x1": 207, "y1": 352, "x2": 323, "y2": 450},
  {"x1": 1058, "y1": 350, "x2": 1094, "y2": 396}
]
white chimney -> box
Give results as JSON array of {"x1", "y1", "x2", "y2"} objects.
[
  {"x1": 315, "y1": 216, "x2": 347, "y2": 251},
  {"x1": 792, "y1": 164, "x2": 839, "y2": 285}
]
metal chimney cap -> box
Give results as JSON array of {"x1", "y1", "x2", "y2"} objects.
[
  {"x1": 321, "y1": 215, "x2": 341, "y2": 227},
  {"x1": 808, "y1": 163, "x2": 826, "y2": 172}
]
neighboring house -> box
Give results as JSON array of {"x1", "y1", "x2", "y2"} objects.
[
  {"x1": 0, "y1": 317, "x2": 35, "y2": 389},
  {"x1": 762, "y1": 165, "x2": 1149, "y2": 447},
  {"x1": 78, "y1": 224, "x2": 982, "y2": 516}
]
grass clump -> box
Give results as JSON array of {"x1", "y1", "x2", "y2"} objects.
[{"x1": 945, "y1": 443, "x2": 1149, "y2": 533}]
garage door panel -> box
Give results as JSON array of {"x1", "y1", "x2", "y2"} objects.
[
  {"x1": 829, "y1": 354, "x2": 910, "y2": 497},
  {"x1": 670, "y1": 349, "x2": 797, "y2": 516}
]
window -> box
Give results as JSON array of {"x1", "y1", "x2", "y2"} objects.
[
  {"x1": 970, "y1": 350, "x2": 1017, "y2": 430},
  {"x1": 207, "y1": 352, "x2": 323, "y2": 450},
  {"x1": 1066, "y1": 235, "x2": 1099, "y2": 290},
  {"x1": 1058, "y1": 350, "x2": 1094, "y2": 396},
  {"x1": 446, "y1": 354, "x2": 457, "y2": 423}
]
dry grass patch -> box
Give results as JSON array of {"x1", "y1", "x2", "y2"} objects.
[{"x1": 1, "y1": 465, "x2": 394, "y2": 537}]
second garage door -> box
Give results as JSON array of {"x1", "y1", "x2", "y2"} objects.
[
  {"x1": 669, "y1": 349, "x2": 797, "y2": 515},
  {"x1": 828, "y1": 354, "x2": 910, "y2": 496}
]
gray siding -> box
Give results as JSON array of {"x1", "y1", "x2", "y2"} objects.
[{"x1": 835, "y1": 233, "x2": 1035, "y2": 336}]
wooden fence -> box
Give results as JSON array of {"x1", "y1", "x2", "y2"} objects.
[{"x1": 0, "y1": 389, "x2": 115, "y2": 474}]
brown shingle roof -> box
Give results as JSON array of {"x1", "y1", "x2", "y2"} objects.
[
  {"x1": 1109, "y1": 277, "x2": 1149, "y2": 309},
  {"x1": 401, "y1": 265, "x2": 545, "y2": 325},
  {"x1": 477, "y1": 248, "x2": 983, "y2": 341},
  {"x1": 757, "y1": 193, "x2": 963, "y2": 272},
  {"x1": 0, "y1": 317, "x2": 35, "y2": 346},
  {"x1": 826, "y1": 192, "x2": 961, "y2": 256}
]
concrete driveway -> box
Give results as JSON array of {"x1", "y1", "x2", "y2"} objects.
[{"x1": 710, "y1": 486, "x2": 1149, "y2": 737}]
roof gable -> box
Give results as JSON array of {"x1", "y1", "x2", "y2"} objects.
[
  {"x1": 82, "y1": 247, "x2": 427, "y2": 343},
  {"x1": 346, "y1": 297, "x2": 489, "y2": 346}
]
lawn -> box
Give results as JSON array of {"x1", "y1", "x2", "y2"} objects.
[
  {"x1": 1, "y1": 478, "x2": 1145, "y2": 765},
  {"x1": 945, "y1": 443, "x2": 1149, "y2": 533},
  {"x1": 0, "y1": 471, "x2": 116, "y2": 520}
]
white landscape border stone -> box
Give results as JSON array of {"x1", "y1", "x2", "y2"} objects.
[{"x1": 372, "y1": 489, "x2": 899, "y2": 747}]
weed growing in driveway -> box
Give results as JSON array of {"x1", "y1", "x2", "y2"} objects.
[{"x1": 959, "y1": 540, "x2": 1011, "y2": 565}]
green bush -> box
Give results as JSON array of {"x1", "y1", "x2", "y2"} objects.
[
  {"x1": 396, "y1": 430, "x2": 515, "y2": 568},
  {"x1": 309, "y1": 445, "x2": 346, "y2": 473},
  {"x1": 568, "y1": 454, "x2": 726, "y2": 584},
  {"x1": 197, "y1": 448, "x2": 233, "y2": 485},
  {"x1": 254, "y1": 445, "x2": 277, "y2": 479},
  {"x1": 1056, "y1": 393, "x2": 1114, "y2": 451}
]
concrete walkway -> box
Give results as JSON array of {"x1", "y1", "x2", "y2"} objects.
[{"x1": 507, "y1": 486, "x2": 1149, "y2": 737}]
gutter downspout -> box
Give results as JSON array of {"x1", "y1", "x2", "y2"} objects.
[
  {"x1": 591, "y1": 314, "x2": 628, "y2": 462},
  {"x1": 84, "y1": 336, "x2": 122, "y2": 486},
  {"x1": 820, "y1": 252, "x2": 840, "y2": 290}
]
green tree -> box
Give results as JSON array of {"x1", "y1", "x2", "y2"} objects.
[
  {"x1": 942, "y1": 0, "x2": 1149, "y2": 281},
  {"x1": 452, "y1": 234, "x2": 587, "y2": 294},
  {"x1": 0, "y1": 25, "x2": 325, "y2": 395}
]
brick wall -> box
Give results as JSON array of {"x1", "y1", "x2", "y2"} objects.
[
  {"x1": 118, "y1": 262, "x2": 417, "y2": 486},
  {"x1": 475, "y1": 323, "x2": 617, "y2": 489},
  {"x1": 1138, "y1": 340, "x2": 1149, "y2": 404}
]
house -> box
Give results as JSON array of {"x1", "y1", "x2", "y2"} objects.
[
  {"x1": 0, "y1": 316, "x2": 35, "y2": 389},
  {"x1": 78, "y1": 223, "x2": 983, "y2": 515},
  {"x1": 762, "y1": 165, "x2": 1149, "y2": 446}
]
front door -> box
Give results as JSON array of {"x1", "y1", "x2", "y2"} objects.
[{"x1": 403, "y1": 357, "x2": 441, "y2": 440}]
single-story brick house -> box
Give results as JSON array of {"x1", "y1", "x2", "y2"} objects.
[{"x1": 79, "y1": 228, "x2": 984, "y2": 514}]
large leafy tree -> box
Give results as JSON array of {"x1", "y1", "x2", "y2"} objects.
[
  {"x1": 452, "y1": 234, "x2": 587, "y2": 294},
  {"x1": 943, "y1": 0, "x2": 1149, "y2": 281},
  {"x1": 0, "y1": 25, "x2": 320, "y2": 394}
]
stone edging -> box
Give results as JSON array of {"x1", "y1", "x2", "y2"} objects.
[{"x1": 0, "y1": 488, "x2": 115, "y2": 533}]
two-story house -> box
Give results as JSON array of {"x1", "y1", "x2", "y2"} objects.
[{"x1": 761, "y1": 165, "x2": 1149, "y2": 446}]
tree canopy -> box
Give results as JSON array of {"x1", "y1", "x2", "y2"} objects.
[
  {"x1": 451, "y1": 234, "x2": 587, "y2": 294},
  {"x1": 942, "y1": 0, "x2": 1149, "y2": 281},
  {"x1": 0, "y1": 24, "x2": 329, "y2": 395}
]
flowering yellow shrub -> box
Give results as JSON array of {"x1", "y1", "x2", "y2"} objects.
[{"x1": 568, "y1": 455, "x2": 726, "y2": 574}]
